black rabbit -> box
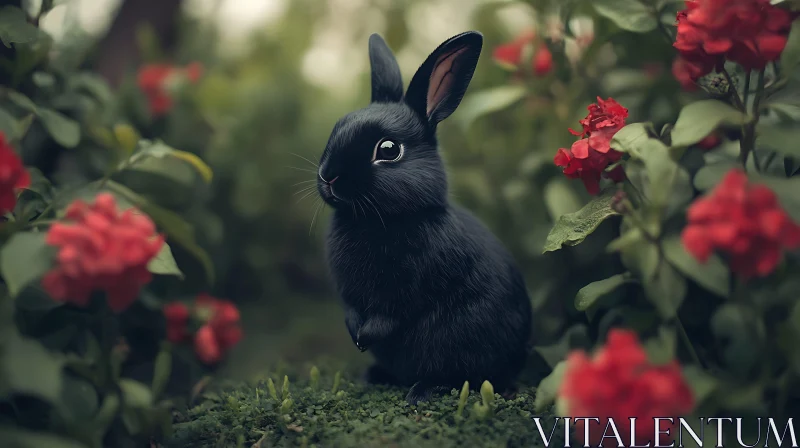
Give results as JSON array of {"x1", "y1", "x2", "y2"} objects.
[{"x1": 316, "y1": 31, "x2": 533, "y2": 405}]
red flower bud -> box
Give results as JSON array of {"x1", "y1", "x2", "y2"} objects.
[{"x1": 0, "y1": 132, "x2": 30, "y2": 214}]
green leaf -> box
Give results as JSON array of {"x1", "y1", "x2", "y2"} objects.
[
  {"x1": 0, "y1": 231, "x2": 55, "y2": 297},
  {"x1": 94, "y1": 393, "x2": 120, "y2": 432},
  {"x1": 0, "y1": 6, "x2": 40, "y2": 48},
  {"x1": 711, "y1": 303, "x2": 766, "y2": 378},
  {"x1": 621, "y1": 236, "x2": 687, "y2": 318},
  {"x1": 533, "y1": 324, "x2": 590, "y2": 368},
  {"x1": 766, "y1": 101, "x2": 800, "y2": 121},
  {"x1": 609, "y1": 122, "x2": 654, "y2": 156},
  {"x1": 32, "y1": 71, "x2": 55, "y2": 88},
  {"x1": 593, "y1": 0, "x2": 658, "y2": 33},
  {"x1": 542, "y1": 189, "x2": 620, "y2": 253},
  {"x1": 0, "y1": 333, "x2": 64, "y2": 404},
  {"x1": 533, "y1": 360, "x2": 567, "y2": 413},
  {"x1": 0, "y1": 428, "x2": 88, "y2": 448},
  {"x1": 14, "y1": 167, "x2": 55, "y2": 222},
  {"x1": 574, "y1": 272, "x2": 635, "y2": 311},
  {"x1": 127, "y1": 140, "x2": 213, "y2": 183},
  {"x1": 15, "y1": 286, "x2": 62, "y2": 311},
  {"x1": 119, "y1": 379, "x2": 154, "y2": 435},
  {"x1": 780, "y1": 19, "x2": 800, "y2": 75},
  {"x1": 713, "y1": 382, "x2": 766, "y2": 412},
  {"x1": 456, "y1": 85, "x2": 528, "y2": 129},
  {"x1": 147, "y1": 243, "x2": 184, "y2": 279},
  {"x1": 38, "y1": 108, "x2": 81, "y2": 148},
  {"x1": 151, "y1": 344, "x2": 172, "y2": 400},
  {"x1": 638, "y1": 139, "x2": 693, "y2": 214},
  {"x1": 607, "y1": 226, "x2": 644, "y2": 253},
  {"x1": 543, "y1": 178, "x2": 583, "y2": 220},
  {"x1": 646, "y1": 257, "x2": 687, "y2": 319},
  {"x1": 643, "y1": 325, "x2": 677, "y2": 365},
  {"x1": 59, "y1": 373, "x2": 99, "y2": 422},
  {"x1": 753, "y1": 174, "x2": 800, "y2": 223},
  {"x1": 0, "y1": 107, "x2": 16, "y2": 137},
  {"x1": 670, "y1": 100, "x2": 750, "y2": 148},
  {"x1": 68, "y1": 72, "x2": 114, "y2": 105},
  {"x1": 119, "y1": 379, "x2": 153, "y2": 408},
  {"x1": 14, "y1": 113, "x2": 34, "y2": 141},
  {"x1": 681, "y1": 365, "x2": 719, "y2": 406},
  {"x1": 756, "y1": 123, "x2": 800, "y2": 158},
  {"x1": 693, "y1": 161, "x2": 735, "y2": 191},
  {"x1": 661, "y1": 234, "x2": 730, "y2": 297},
  {"x1": 7, "y1": 90, "x2": 37, "y2": 112}
]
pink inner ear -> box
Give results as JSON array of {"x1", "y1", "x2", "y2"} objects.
[{"x1": 427, "y1": 46, "x2": 468, "y2": 117}]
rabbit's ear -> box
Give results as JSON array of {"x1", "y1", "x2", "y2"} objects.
[
  {"x1": 404, "y1": 31, "x2": 483, "y2": 127},
  {"x1": 369, "y1": 34, "x2": 404, "y2": 103}
]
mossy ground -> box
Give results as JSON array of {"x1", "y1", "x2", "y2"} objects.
[{"x1": 166, "y1": 362, "x2": 559, "y2": 448}]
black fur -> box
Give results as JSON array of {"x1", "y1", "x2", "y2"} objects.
[{"x1": 316, "y1": 31, "x2": 533, "y2": 405}]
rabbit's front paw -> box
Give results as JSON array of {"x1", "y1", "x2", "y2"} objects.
[
  {"x1": 344, "y1": 307, "x2": 363, "y2": 348},
  {"x1": 356, "y1": 316, "x2": 397, "y2": 351}
]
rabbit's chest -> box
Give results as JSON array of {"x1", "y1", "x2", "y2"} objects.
[{"x1": 326, "y1": 231, "x2": 443, "y2": 308}]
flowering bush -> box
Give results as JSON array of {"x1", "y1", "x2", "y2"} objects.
[
  {"x1": 164, "y1": 294, "x2": 243, "y2": 364},
  {"x1": 558, "y1": 329, "x2": 694, "y2": 447},
  {"x1": 137, "y1": 62, "x2": 203, "y2": 117},
  {"x1": 554, "y1": 97, "x2": 628, "y2": 194},
  {"x1": 0, "y1": 4, "x2": 238, "y2": 446},
  {"x1": 522, "y1": 0, "x2": 800, "y2": 441}
]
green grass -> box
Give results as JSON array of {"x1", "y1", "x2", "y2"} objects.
[{"x1": 166, "y1": 363, "x2": 559, "y2": 448}]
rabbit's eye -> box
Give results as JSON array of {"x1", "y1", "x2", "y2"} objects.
[{"x1": 373, "y1": 139, "x2": 403, "y2": 163}]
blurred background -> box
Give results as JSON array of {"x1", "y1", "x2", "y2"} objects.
[{"x1": 25, "y1": 0, "x2": 687, "y2": 381}]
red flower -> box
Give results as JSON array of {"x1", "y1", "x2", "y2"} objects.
[
  {"x1": 533, "y1": 45, "x2": 554, "y2": 76},
  {"x1": 42, "y1": 193, "x2": 164, "y2": 312},
  {"x1": 137, "y1": 62, "x2": 203, "y2": 117},
  {"x1": 558, "y1": 329, "x2": 695, "y2": 447},
  {"x1": 555, "y1": 97, "x2": 628, "y2": 194},
  {"x1": 671, "y1": 55, "x2": 714, "y2": 91},
  {"x1": 682, "y1": 169, "x2": 800, "y2": 278},
  {"x1": 165, "y1": 294, "x2": 243, "y2": 364},
  {"x1": 569, "y1": 97, "x2": 629, "y2": 138},
  {"x1": 164, "y1": 302, "x2": 190, "y2": 343},
  {"x1": 0, "y1": 132, "x2": 30, "y2": 214},
  {"x1": 672, "y1": 0, "x2": 794, "y2": 89},
  {"x1": 194, "y1": 325, "x2": 221, "y2": 365},
  {"x1": 492, "y1": 31, "x2": 536, "y2": 69},
  {"x1": 697, "y1": 131, "x2": 722, "y2": 149}
]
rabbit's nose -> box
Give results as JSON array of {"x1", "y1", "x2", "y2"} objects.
[{"x1": 319, "y1": 172, "x2": 339, "y2": 184}]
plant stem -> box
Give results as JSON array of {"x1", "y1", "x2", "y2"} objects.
[
  {"x1": 676, "y1": 318, "x2": 704, "y2": 368},
  {"x1": 722, "y1": 69, "x2": 745, "y2": 112},
  {"x1": 739, "y1": 70, "x2": 766, "y2": 169},
  {"x1": 24, "y1": 219, "x2": 56, "y2": 229},
  {"x1": 742, "y1": 71, "x2": 751, "y2": 108},
  {"x1": 751, "y1": 70, "x2": 766, "y2": 117}
]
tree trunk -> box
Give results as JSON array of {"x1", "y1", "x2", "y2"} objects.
[{"x1": 93, "y1": 0, "x2": 183, "y2": 88}]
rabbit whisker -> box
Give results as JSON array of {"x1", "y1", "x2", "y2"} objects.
[
  {"x1": 289, "y1": 152, "x2": 320, "y2": 169},
  {"x1": 365, "y1": 193, "x2": 386, "y2": 230},
  {"x1": 291, "y1": 179, "x2": 316, "y2": 187},
  {"x1": 293, "y1": 184, "x2": 317, "y2": 196},
  {"x1": 297, "y1": 188, "x2": 319, "y2": 204},
  {"x1": 356, "y1": 198, "x2": 367, "y2": 221},
  {"x1": 309, "y1": 198, "x2": 323, "y2": 236},
  {"x1": 286, "y1": 166, "x2": 318, "y2": 174}
]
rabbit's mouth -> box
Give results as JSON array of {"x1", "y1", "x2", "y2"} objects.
[{"x1": 318, "y1": 182, "x2": 347, "y2": 205}]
